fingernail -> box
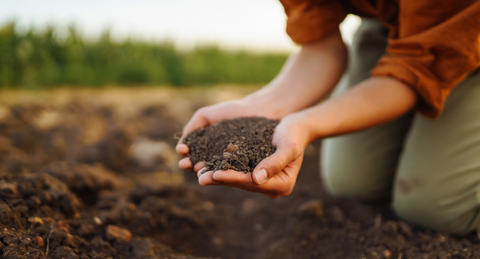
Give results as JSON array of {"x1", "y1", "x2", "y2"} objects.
[
  {"x1": 178, "y1": 159, "x2": 185, "y2": 168},
  {"x1": 198, "y1": 174, "x2": 207, "y2": 186},
  {"x1": 254, "y1": 169, "x2": 268, "y2": 185}
]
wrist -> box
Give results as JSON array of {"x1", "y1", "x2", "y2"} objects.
[
  {"x1": 290, "y1": 103, "x2": 337, "y2": 144},
  {"x1": 282, "y1": 111, "x2": 316, "y2": 147},
  {"x1": 240, "y1": 91, "x2": 286, "y2": 119}
]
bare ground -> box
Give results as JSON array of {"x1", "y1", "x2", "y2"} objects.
[{"x1": 0, "y1": 86, "x2": 479, "y2": 259}]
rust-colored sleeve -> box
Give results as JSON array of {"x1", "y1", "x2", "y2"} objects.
[
  {"x1": 279, "y1": 0, "x2": 347, "y2": 44},
  {"x1": 371, "y1": 1, "x2": 480, "y2": 118}
]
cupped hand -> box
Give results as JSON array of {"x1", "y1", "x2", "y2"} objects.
[
  {"x1": 197, "y1": 113, "x2": 310, "y2": 199},
  {"x1": 176, "y1": 99, "x2": 274, "y2": 172}
]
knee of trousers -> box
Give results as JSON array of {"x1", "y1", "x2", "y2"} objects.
[
  {"x1": 393, "y1": 185, "x2": 480, "y2": 235},
  {"x1": 321, "y1": 161, "x2": 391, "y2": 200}
]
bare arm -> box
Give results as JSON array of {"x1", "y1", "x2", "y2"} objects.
[
  {"x1": 177, "y1": 31, "x2": 347, "y2": 171},
  {"x1": 298, "y1": 76, "x2": 418, "y2": 142},
  {"x1": 207, "y1": 77, "x2": 417, "y2": 198},
  {"x1": 244, "y1": 31, "x2": 347, "y2": 118}
]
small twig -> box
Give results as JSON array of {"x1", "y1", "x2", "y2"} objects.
[
  {"x1": 46, "y1": 227, "x2": 53, "y2": 255},
  {"x1": 232, "y1": 158, "x2": 249, "y2": 171},
  {"x1": 173, "y1": 132, "x2": 182, "y2": 140}
]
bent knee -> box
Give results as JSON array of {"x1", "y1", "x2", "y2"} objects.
[
  {"x1": 322, "y1": 165, "x2": 391, "y2": 200},
  {"x1": 321, "y1": 138, "x2": 397, "y2": 201},
  {"x1": 393, "y1": 190, "x2": 480, "y2": 235}
]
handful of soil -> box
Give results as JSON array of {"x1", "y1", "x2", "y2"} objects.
[{"x1": 183, "y1": 117, "x2": 280, "y2": 173}]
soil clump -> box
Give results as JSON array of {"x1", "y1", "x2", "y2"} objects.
[{"x1": 184, "y1": 117, "x2": 279, "y2": 173}]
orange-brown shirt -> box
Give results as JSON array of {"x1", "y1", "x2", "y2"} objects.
[{"x1": 280, "y1": 0, "x2": 480, "y2": 118}]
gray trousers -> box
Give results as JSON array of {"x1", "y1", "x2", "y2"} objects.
[{"x1": 321, "y1": 18, "x2": 480, "y2": 234}]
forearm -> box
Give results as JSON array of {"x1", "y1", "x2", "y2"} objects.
[
  {"x1": 243, "y1": 31, "x2": 347, "y2": 119},
  {"x1": 296, "y1": 76, "x2": 417, "y2": 143}
]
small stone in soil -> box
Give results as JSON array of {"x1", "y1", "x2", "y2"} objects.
[
  {"x1": 298, "y1": 200, "x2": 323, "y2": 218},
  {"x1": 28, "y1": 217, "x2": 44, "y2": 225},
  {"x1": 383, "y1": 249, "x2": 392, "y2": 258},
  {"x1": 93, "y1": 217, "x2": 102, "y2": 225},
  {"x1": 36, "y1": 236, "x2": 44, "y2": 247},
  {"x1": 106, "y1": 225, "x2": 132, "y2": 242}
]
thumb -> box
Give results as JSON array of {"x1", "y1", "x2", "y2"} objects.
[{"x1": 252, "y1": 143, "x2": 298, "y2": 185}]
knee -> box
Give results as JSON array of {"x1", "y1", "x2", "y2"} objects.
[
  {"x1": 321, "y1": 162, "x2": 390, "y2": 200},
  {"x1": 393, "y1": 184, "x2": 479, "y2": 235}
]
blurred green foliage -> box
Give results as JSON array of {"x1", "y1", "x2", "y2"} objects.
[{"x1": 0, "y1": 22, "x2": 290, "y2": 88}]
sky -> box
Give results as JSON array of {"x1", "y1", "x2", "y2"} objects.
[{"x1": 1, "y1": 0, "x2": 361, "y2": 51}]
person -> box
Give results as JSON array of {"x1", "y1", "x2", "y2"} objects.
[{"x1": 176, "y1": 0, "x2": 480, "y2": 234}]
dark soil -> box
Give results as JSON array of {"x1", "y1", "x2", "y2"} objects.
[
  {"x1": 0, "y1": 171, "x2": 199, "y2": 259},
  {"x1": 184, "y1": 117, "x2": 279, "y2": 173},
  {"x1": 0, "y1": 100, "x2": 211, "y2": 259},
  {"x1": 1, "y1": 91, "x2": 480, "y2": 259}
]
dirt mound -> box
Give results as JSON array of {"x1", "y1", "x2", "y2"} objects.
[
  {"x1": 184, "y1": 117, "x2": 279, "y2": 172},
  {"x1": 74, "y1": 127, "x2": 132, "y2": 173},
  {"x1": 41, "y1": 162, "x2": 119, "y2": 194}
]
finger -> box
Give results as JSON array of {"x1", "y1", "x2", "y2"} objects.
[
  {"x1": 197, "y1": 167, "x2": 208, "y2": 177},
  {"x1": 194, "y1": 161, "x2": 206, "y2": 172},
  {"x1": 212, "y1": 170, "x2": 253, "y2": 184},
  {"x1": 176, "y1": 143, "x2": 189, "y2": 157},
  {"x1": 198, "y1": 171, "x2": 222, "y2": 186},
  {"x1": 265, "y1": 193, "x2": 280, "y2": 199},
  {"x1": 179, "y1": 157, "x2": 193, "y2": 171},
  {"x1": 211, "y1": 171, "x2": 287, "y2": 198},
  {"x1": 182, "y1": 110, "x2": 210, "y2": 138},
  {"x1": 252, "y1": 143, "x2": 300, "y2": 185}
]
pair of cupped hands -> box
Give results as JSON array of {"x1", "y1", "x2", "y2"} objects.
[{"x1": 176, "y1": 99, "x2": 310, "y2": 199}]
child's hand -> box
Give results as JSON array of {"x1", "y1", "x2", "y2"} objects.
[{"x1": 196, "y1": 113, "x2": 309, "y2": 199}]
